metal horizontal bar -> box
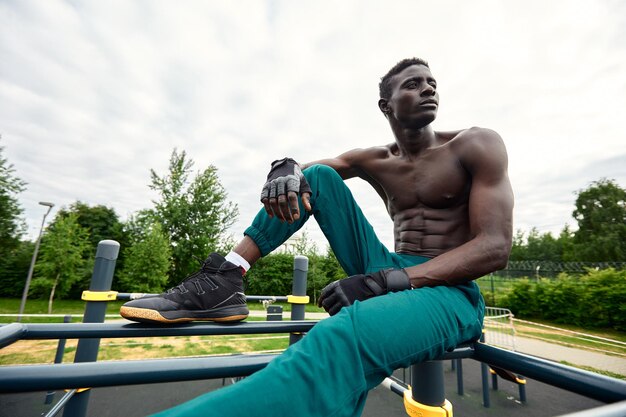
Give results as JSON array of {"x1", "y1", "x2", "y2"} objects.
[
  {"x1": 3, "y1": 320, "x2": 317, "y2": 341},
  {"x1": 246, "y1": 295, "x2": 289, "y2": 302},
  {"x1": 556, "y1": 400, "x2": 626, "y2": 417},
  {"x1": 0, "y1": 354, "x2": 277, "y2": 393},
  {"x1": 473, "y1": 343, "x2": 626, "y2": 403},
  {"x1": 381, "y1": 376, "x2": 408, "y2": 397},
  {"x1": 0, "y1": 323, "x2": 27, "y2": 349},
  {"x1": 115, "y1": 293, "x2": 289, "y2": 302},
  {"x1": 440, "y1": 343, "x2": 475, "y2": 360}
]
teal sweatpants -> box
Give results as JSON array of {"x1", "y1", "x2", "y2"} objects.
[{"x1": 151, "y1": 165, "x2": 484, "y2": 417}]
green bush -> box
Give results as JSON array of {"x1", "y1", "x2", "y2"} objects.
[{"x1": 501, "y1": 268, "x2": 626, "y2": 331}]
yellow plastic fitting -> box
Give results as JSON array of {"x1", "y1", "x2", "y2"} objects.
[
  {"x1": 287, "y1": 295, "x2": 310, "y2": 304},
  {"x1": 81, "y1": 290, "x2": 118, "y2": 302},
  {"x1": 403, "y1": 390, "x2": 453, "y2": 417}
]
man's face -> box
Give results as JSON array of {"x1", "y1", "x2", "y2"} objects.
[{"x1": 384, "y1": 64, "x2": 439, "y2": 127}]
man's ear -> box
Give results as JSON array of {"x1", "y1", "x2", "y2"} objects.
[{"x1": 378, "y1": 98, "x2": 391, "y2": 116}]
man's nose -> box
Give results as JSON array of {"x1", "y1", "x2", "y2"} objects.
[{"x1": 421, "y1": 84, "x2": 436, "y2": 96}]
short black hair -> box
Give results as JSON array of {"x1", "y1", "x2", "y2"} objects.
[{"x1": 379, "y1": 58, "x2": 430, "y2": 100}]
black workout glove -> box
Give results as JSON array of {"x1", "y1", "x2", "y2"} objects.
[
  {"x1": 260, "y1": 158, "x2": 311, "y2": 201},
  {"x1": 317, "y1": 268, "x2": 412, "y2": 316}
]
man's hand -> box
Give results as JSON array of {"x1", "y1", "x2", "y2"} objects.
[
  {"x1": 317, "y1": 268, "x2": 411, "y2": 315},
  {"x1": 260, "y1": 158, "x2": 312, "y2": 223}
]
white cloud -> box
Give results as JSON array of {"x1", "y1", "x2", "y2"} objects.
[{"x1": 1, "y1": 0, "x2": 625, "y2": 254}]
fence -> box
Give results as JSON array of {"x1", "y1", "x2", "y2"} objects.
[
  {"x1": 500, "y1": 261, "x2": 626, "y2": 278},
  {"x1": 1, "y1": 241, "x2": 625, "y2": 417}
]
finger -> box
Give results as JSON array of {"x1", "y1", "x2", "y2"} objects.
[
  {"x1": 321, "y1": 292, "x2": 337, "y2": 311},
  {"x1": 277, "y1": 194, "x2": 293, "y2": 223},
  {"x1": 269, "y1": 181, "x2": 277, "y2": 199},
  {"x1": 287, "y1": 191, "x2": 300, "y2": 220},
  {"x1": 268, "y1": 197, "x2": 285, "y2": 222},
  {"x1": 301, "y1": 192, "x2": 312, "y2": 212},
  {"x1": 261, "y1": 198, "x2": 273, "y2": 218},
  {"x1": 328, "y1": 303, "x2": 342, "y2": 316},
  {"x1": 276, "y1": 179, "x2": 286, "y2": 198},
  {"x1": 260, "y1": 184, "x2": 270, "y2": 202}
]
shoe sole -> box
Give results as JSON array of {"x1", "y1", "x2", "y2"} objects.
[{"x1": 120, "y1": 306, "x2": 249, "y2": 324}]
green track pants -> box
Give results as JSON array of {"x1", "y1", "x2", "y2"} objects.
[{"x1": 151, "y1": 164, "x2": 484, "y2": 417}]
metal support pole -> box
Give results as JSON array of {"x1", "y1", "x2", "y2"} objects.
[
  {"x1": 405, "y1": 361, "x2": 452, "y2": 416},
  {"x1": 289, "y1": 255, "x2": 308, "y2": 345},
  {"x1": 62, "y1": 240, "x2": 119, "y2": 417},
  {"x1": 481, "y1": 362, "x2": 491, "y2": 408},
  {"x1": 411, "y1": 361, "x2": 445, "y2": 406},
  {"x1": 18, "y1": 202, "x2": 54, "y2": 322},
  {"x1": 455, "y1": 358, "x2": 464, "y2": 396},
  {"x1": 45, "y1": 314, "x2": 71, "y2": 404}
]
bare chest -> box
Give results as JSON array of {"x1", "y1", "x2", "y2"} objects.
[{"x1": 365, "y1": 150, "x2": 470, "y2": 215}]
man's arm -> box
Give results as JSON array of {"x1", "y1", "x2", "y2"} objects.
[
  {"x1": 301, "y1": 148, "x2": 373, "y2": 180},
  {"x1": 406, "y1": 128, "x2": 514, "y2": 288}
]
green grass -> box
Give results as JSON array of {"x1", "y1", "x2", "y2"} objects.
[{"x1": 559, "y1": 361, "x2": 625, "y2": 380}]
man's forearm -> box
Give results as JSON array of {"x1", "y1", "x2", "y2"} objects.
[{"x1": 405, "y1": 237, "x2": 510, "y2": 288}]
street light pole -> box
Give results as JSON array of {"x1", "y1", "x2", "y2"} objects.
[{"x1": 17, "y1": 201, "x2": 55, "y2": 322}]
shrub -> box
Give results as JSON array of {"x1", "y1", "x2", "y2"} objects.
[{"x1": 500, "y1": 268, "x2": 626, "y2": 331}]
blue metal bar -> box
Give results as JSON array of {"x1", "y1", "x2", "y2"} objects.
[
  {"x1": 0, "y1": 322, "x2": 27, "y2": 349},
  {"x1": 473, "y1": 343, "x2": 626, "y2": 403},
  {"x1": 0, "y1": 354, "x2": 277, "y2": 393},
  {"x1": 481, "y1": 362, "x2": 491, "y2": 407},
  {"x1": 116, "y1": 293, "x2": 289, "y2": 303},
  {"x1": 247, "y1": 295, "x2": 289, "y2": 302},
  {"x1": 44, "y1": 389, "x2": 76, "y2": 417},
  {"x1": 44, "y1": 315, "x2": 72, "y2": 405},
  {"x1": 289, "y1": 255, "x2": 308, "y2": 345},
  {"x1": 8, "y1": 320, "x2": 317, "y2": 340},
  {"x1": 455, "y1": 358, "x2": 464, "y2": 396},
  {"x1": 556, "y1": 400, "x2": 626, "y2": 417},
  {"x1": 411, "y1": 361, "x2": 445, "y2": 406},
  {"x1": 63, "y1": 240, "x2": 120, "y2": 417},
  {"x1": 383, "y1": 376, "x2": 408, "y2": 397}
]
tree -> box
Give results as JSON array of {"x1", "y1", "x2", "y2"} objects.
[
  {"x1": 116, "y1": 220, "x2": 172, "y2": 293},
  {"x1": 509, "y1": 227, "x2": 565, "y2": 262},
  {"x1": 55, "y1": 202, "x2": 129, "y2": 250},
  {"x1": 52, "y1": 202, "x2": 130, "y2": 296},
  {"x1": 148, "y1": 149, "x2": 239, "y2": 285},
  {"x1": 568, "y1": 178, "x2": 626, "y2": 262},
  {"x1": 30, "y1": 213, "x2": 90, "y2": 313},
  {"x1": 0, "y1": 139, "x2": 26, "y2": 257},
  {"x1": 0, "y1": 240, "x2": 35, "y2": 297}
]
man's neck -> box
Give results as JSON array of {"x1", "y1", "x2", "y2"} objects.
[{"x1": 391, "y1": 124, "x2": 437, "y2": 158}]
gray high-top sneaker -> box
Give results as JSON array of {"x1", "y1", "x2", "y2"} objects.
[{"x1": 120, "y1": 253, "x2": 249, "y2": 324}]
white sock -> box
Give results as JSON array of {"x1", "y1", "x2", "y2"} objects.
[{"x1": 225, "y1": 251, "x2": 251, "y2": 272}]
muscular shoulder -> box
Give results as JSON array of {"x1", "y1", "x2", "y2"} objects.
[{"x1": 447, "y1": 127, "x2": 508, "y2": 176}]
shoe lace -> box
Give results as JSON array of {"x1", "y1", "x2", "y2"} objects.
[{"x1": 167, "y1": 258, "x2": 214, "y2": 294}]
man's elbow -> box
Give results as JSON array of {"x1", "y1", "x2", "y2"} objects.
[{"x1": 488, "y1": 237, "x2": 511, "y2": 271}]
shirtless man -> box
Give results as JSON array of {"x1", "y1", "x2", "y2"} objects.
[{"x1": 122, "y1": 58, "x2": 514, "y2": 417}]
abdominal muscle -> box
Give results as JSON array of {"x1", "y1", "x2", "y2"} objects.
[{"x1": 392, "y1": 204, "x2": 470, "y2": 257}]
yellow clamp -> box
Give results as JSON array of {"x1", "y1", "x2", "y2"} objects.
[
  {"x1": 65, "y1": 387, "x2": 91, "y2": 393},
  {"x1": 403, "y1": 390, "x2": 453, "y2": 417},
  {"x1": 81, "y1": 290, "x2": 118, "y2": 302},
  {"x1": 287, "y1": 295, "x2": 310, "y2": 304}
]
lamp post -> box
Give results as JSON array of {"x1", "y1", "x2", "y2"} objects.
[{"x1": 17, "y1": 201, "x2": 55, "y2": 322}]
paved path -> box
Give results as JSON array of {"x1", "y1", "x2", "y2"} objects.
[{"x1": 507, "y1": 335, "x2": 626, "y2": 376}]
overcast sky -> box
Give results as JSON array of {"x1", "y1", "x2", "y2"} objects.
[{"x1": 2, "y1": 0, "x2": 625, "y2": 253}]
